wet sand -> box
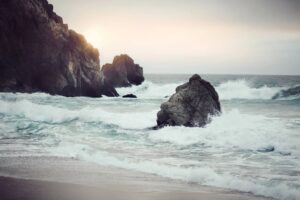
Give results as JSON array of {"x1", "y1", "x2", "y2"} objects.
[{"x1": 0, "y1": 156, "x2": 272, "y2": 200}]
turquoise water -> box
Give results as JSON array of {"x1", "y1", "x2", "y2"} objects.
[{"x1": 0, "y1": 74, "x2": 300, "y2": 200}]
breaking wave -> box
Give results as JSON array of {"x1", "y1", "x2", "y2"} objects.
[
  {"x1": 116, "y1": 79, "x2": 290, "y2": 100},
  {"x1": 272, "y1": 85, "x2": 300, "y2": 100},
  {"x1": 49, "y1": 107, "x2": 300, "y2": 200},
  {"x1": 1, "y1": 76, "x2": 300, "y2": 200},
  {"x1": 0, "y1": 99, "x2": 157, "y2": 129},
  {"x1": 215, "y1": 79, "x2": 283, "y2": 100},
  {"x1": 52, "y1": 141, "x2": 300, "y2": 200},
  {"x1": 149, "y1": 109, "x2": 300, "y2": 156},
  {"x1": 116, "y1": 81, "x2": 181, "y2": 99}
]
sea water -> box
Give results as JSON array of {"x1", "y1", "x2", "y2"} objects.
[{"x1": 0, "y1": 74, "x2": 300, "y2": 200}]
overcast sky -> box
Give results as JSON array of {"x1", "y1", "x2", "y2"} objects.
[{"x1": 49, "y1": 0, "x2": 300, "y2": 75}]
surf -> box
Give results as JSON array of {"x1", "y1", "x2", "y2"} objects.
[{"x1": 116, "y1": 79, "x2": 300, "y2": 101}]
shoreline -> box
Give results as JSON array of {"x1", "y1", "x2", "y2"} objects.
[{"x1": 0, "y1": 156, "x2": 271, "y2": 200}]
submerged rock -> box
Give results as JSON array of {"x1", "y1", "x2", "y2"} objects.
[
  {"x1": 0, "y1": 0, "x2": 116, "y2": 97},
  {"x1": 272, "y1": 86, "x2": 300, "y2": 100},
  {"x1": 122, "y1": 94, "x2": 137, "y2": 98},
  {"x1": 257, "y1": 146, "x2": 275, "y2": 153},
  {"x1": 101, "y1": 55, "x2": 144, "y2": 88},
  {"x1": 155, "y1": 74, "x2": 221, "y2": 128}
]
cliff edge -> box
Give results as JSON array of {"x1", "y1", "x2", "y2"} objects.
[{"x1": 0, "y1": 0, "x2": 104, "y2": 97}]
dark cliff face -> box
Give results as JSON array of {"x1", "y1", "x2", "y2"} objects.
[
  {"x1": 0, "y1": 0, "x2": 102, "y2": 97},
  {"x1": 101, "y1": 54, "x2": 144, "y2": 88}
]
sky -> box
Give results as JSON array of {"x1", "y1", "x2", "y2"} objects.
[{"x1": 48, "y1": 0, "x2": 300, "y2": 75}]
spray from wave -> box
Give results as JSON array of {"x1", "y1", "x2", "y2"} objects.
[
  {"x1": 116, "y1": 81, "x2": 181, "y2": 99},
  {"x1": 149, "y1": 109, "x2": 299, "y2": 155},
  {"x1": 116, "y1": 79, "x2": 289, "y2": 100},
  {"x1": 215, "y1": 79, "x2": 283, "y2": 100}
]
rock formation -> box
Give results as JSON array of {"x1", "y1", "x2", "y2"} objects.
[
  {"x1": 101, "y1": 55, "x2": 144, "y2": 88},
  {"x1": 0, "y1": 0, "x2": 116, "y2": 97},
  {"x1": 122, "y1": 94, "x2": 137, "y2": 98},
  {"x1": 99, "y1": 75, "x2": 119, "y2": 97},
  {"x1": 155, "y1": 74, "x2": 221, "y2": 128}
]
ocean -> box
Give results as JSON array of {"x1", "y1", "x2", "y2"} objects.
[{"x1": 0, "y1": 74, "x2": 300, "y2": 200}]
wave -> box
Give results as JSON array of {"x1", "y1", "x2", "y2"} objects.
[
  {"x1": 2, "y1": 98, "x2": 298, "y2": 154},
  {"x1": 0, "y1": 99, "x2": 157, "y2": 129},
  {"x1": 1, "y1": 93, "x2": 300, "y2": 199},
  {"x1": 116, "y1": 79, "x2": 289, "y2": 100},
  {"x1": 149, "y1": 109, "x2": 299, "y2": 156},
  {"x1": 272, "y1": 85, "x2": 300, "y2": 100},
  {"x1": 215, "y1": 79, "x2": 283, "y2": 100},
  {"x1": 46, "y1": 107, "x2": 300, "y2": 200},
  {"x1": 51, "y1": 142, "x2": 300, "y2": 200},
  {"x1": 0, "y1": 79, "x2": 297, "y2": 101},
  {"x1": 116, "y1": 81, "x2": 181, "y2": 99}
]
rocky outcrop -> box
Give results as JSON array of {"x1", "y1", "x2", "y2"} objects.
[
  {"x1": 101, "y1": 55, "x2": 144, "y2": 88},
  {"x1": 122, "y1": 94, "x2": 137, "y2": 98},
  {"x1": 0, "y1": 0, "x2": 116, "y2": 97},
  {"x1": 272, "y1": 86, "x2": 300, "y2": 100},
  {"x1": 155, "y1": 74, "x2": 221, "y2": 128}
]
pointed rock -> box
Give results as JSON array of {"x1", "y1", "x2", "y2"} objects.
[{"x1": 156, "y1": 74, "x2": 221, "y2": 128}]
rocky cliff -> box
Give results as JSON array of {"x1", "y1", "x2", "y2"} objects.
[
  {"x1": 101, "y1": 54, "x2": 144, "y2": 88},
  {"x1": 0, "y1": 0, "x2": 107, "y2": 97}
]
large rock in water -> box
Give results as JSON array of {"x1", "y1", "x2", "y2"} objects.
[
  {"x1": 0, "y1": 0, "x2": 115, "y2": 97},
  {"x1": 101, "y1": 55, "x2": 144, "y2": 88},
  {"x1": 156, "y1": 74, "x2": 221, "y2": 128}
]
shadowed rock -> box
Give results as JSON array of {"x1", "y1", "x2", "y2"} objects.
[
  {"x1": 257, "y1": 145, "x2": 275, "y2": 153},
  {"x1": 122, "y1": 94, "x2": 137, "y2": 98},
  {"x1": 0, "y1": 0, "x2": 115, "y2": 97},
  {"x1": 99, "y1": 77, "x2": 119, "y2": 97},
  {"x1": 101, "y1": 55, "x2": 144, "y2": 88},
  {"x1": 155, "y1": 74, "x2": 221, "y2": 128}
]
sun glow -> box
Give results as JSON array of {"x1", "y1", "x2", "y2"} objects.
[{"x1": 83, "y1": 29, "x2": 102, "y2": 49}]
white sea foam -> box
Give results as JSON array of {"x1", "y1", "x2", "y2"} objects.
[
  {"x1": 116, "y1": 79, "x2": 284, "y2": 100},
  {"x1": 0, "y1": 99, "x2": 157, "y2": 129},
  {"x1": 51, "y1": 142, "x2": 300, "y2": 200},
  {"x1": 215, "y1": 79, "x2": 283, "y2": 100},
  {"x1": 149, "y1": 109, "x2": 300, "y2": 155},
  {"x1": 0, "y1": 99, "x2": 75, "y2": 123},
  {"x1": 47, "y1": 107, "x2": 300, "y2": 200},
  {"x1": 1, "y1": 79, "x2": 300, "y2": 200},
  {"x1": 0, "y1": 79, "x2": 291, "y2": 101},
  {"x1": 116, "y1": 81, "x2": 181, "y2": 99}
]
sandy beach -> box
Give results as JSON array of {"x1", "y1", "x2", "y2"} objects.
[{"x1": 0, "y1": 156, "x2": 271, "y2": 200}]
